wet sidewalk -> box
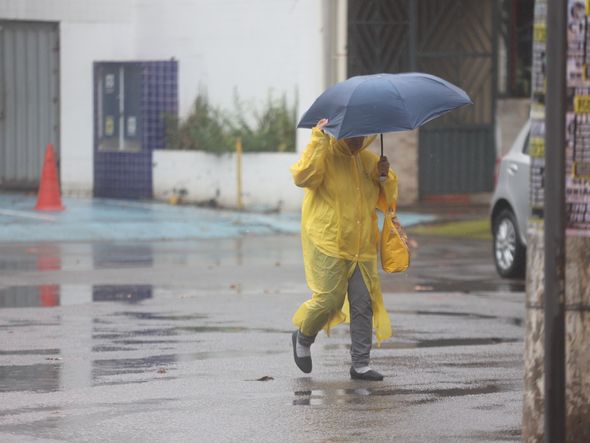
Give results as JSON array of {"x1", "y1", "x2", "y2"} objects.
[
  {"x1": 0, "y1": 193, "x2": 435, "y2": 243},
  {"x1": 0, "y1": 193, "x2": 524, "y2": 442}
]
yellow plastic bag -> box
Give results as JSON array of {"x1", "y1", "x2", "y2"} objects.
[{"x1": 380, "y1": 204, "x2": 410, "y2": 273}]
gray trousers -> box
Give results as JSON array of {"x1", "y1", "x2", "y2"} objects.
[
  {"x1": 298, "y1": 265, "x2": 373, "y2": 368},
  {"x1": 348, "y1": 266, "x2": 373, "y2": 367}
]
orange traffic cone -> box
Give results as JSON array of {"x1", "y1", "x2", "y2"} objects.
[{"x1": 35, "y1": 144, "x2": 65, "y2": 211}]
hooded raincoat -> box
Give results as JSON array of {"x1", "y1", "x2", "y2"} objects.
[{"x1": 290, "y1": 127, "x2": 397, "y2": 344}]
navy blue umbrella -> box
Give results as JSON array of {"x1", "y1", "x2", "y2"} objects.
[{"x1": 298, "y1": 73, "x2": 472, "y2": 152}]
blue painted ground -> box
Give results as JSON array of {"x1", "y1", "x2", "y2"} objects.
[{"x1": 0, "y1": 193, "x2": 435, "y2": 243}]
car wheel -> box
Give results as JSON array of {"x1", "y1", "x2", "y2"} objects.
[{"x1": 493, "y1": 209, "x2": 526, "y2": 279}]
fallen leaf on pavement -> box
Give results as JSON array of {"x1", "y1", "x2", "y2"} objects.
[{"x1": 414, "y1": 285, "x2": 434, "y2": 291}]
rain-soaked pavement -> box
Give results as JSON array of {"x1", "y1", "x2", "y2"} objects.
[{"x1": 0, "y1": 195, "x2": 524, "y2": 442}]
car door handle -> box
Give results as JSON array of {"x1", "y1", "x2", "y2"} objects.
[{"x1": 508, "y1": 163, "x2": 519, "y2": 175}]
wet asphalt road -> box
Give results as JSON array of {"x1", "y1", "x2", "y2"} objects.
[{"x1": 0, "y1": 234, "x2": 524, "y2": 442}]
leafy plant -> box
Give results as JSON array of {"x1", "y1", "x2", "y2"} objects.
[
  {"x1": 165, "y1": 93, "x2": 296, "y2": 153},
  {"x1": 165, "y1": 95, "x2": 232, "y2": 153}
]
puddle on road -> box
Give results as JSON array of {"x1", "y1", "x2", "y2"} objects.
[
  {"x1": 292, "y1": 383, "x2": 508, "y2": 406},
  {"x1": 324, "y1": 336, "x2": 520, "y2": 352},
  {"x1": 0, "y1": 363, "x2": 61, "y2": 393},
  {"x1": 0, "y1": 305, "x2": 286, "y2": 393},
  {"x1": 392, "y1": 309, "x2": 524, "y2": 327},
  {"x1": 380, "y1": 337, "x2": 521, "y2": 349},
  {"x1": 0, "y1": 346, "x2": 283, "y2": 393},
  {"x1": 0, "y1": 349, "x2": 60, "y2": 356},
  {"x1": 92, "y1": 354, "x2": 178, "y2": 378},
  {"x1": 112, "y1": 312, "x2": 207, "y2": 321},
  {"x1": 382, "y1": 278, "x2": 525, "y2": 294},
  {"x1": 0, "y1": 284, "x2": 153, "y2": 309}
]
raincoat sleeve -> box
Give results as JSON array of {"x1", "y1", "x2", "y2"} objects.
[
  {"x1": 290, "y1": 128, "x2": 329, "y2": 189},
  {"x1": 376, "y1": 169, "x2": 398, "y2": 213}
]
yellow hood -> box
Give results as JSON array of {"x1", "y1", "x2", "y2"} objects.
[{"x1": 331, "y1": 135, "x2": 378, "y2": 156}]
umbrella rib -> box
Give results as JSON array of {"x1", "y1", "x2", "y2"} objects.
[
  {"x1": 384, "y1": 76, "x2": 413, "y2": 129},
  {"x1": 337, "y1": 76, "x2": 380, "y2": 138}
]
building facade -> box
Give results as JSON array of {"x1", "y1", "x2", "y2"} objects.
[{"x1": 0, "y1": 0, "x2": 532, "y2": 209}]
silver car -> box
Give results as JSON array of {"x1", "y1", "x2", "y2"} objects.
[{"x1": 490, "y1": 121, "x2": 530, "y2": 278}]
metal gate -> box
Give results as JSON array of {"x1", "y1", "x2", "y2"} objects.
[
  {"x1": 348, "y1": 0, "x2": 497, "y2": 198},
  {"x1": 0, "y1": 21, "x2": 60, "y2": 190}
]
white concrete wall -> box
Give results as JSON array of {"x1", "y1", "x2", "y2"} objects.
[
  {"x1": 60, "y1": 22, "x2": 137, "y2": 195},
  {"x1": 0, "y1": 0, "x2": 137, "y2": 196},
  {"x1": 153, "y1": 150, "x2": 302, "y2": 211},
  {"x1": 0, "y1": 0, "x2": 330, "y2": 197}
]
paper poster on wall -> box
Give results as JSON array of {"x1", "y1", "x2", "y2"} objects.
[
  {"x1": 566, "y1": 0, "x2": 590, "y2": 235},
  {"x1": 530, "y1": 0, "x2": 590, "y2": 235},
  {"x1": 105, "y1": 116, "x2": 114, "y2": 137},
  {"x1": 530, "y1": 0, "x2": 547, "y2": 219}
]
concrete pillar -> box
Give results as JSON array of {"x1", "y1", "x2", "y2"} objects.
[
  {"x1": 523, "y1": 225, "x2": 590, "y2": 441},
  {"x1": 523, "y1": 224, "x2": 545, "y2": 441},
  {"x1": 564, "y1": 236, "x2": 590, "y2": 440}
]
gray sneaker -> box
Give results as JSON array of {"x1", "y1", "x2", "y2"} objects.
[{"x1": 292, "y1": 331, "x2": 312, "y2": 373}]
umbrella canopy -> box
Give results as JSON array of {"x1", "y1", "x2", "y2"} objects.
[{"x1": 297, "y1": 73, "x2": 472, "y2": 140}]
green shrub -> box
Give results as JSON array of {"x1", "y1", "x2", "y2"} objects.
[{"x1": 165, "y1": 93, "x2": 296, "y2": 153}]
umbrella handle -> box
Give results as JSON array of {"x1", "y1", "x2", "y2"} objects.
[{"x1": 379, "y1": 133, "x2": 386, "y2": 182}]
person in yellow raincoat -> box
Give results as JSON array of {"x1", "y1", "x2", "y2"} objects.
[{"x1": 290, "y1": 118, "x2": 397, "y2": 381}]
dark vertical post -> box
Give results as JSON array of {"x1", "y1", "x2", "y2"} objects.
[
  {"x1": 544, "y1": 0, "x2": 567, "y2": 441},
  {"x1": 408, "y1": 0, "x2": 417, "y2": 71}
]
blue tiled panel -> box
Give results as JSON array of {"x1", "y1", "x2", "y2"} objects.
[
  {"x1": 142, "y1": 61, "x2": 178, "y2": 152},
  {"x1": 94, "y1": 61, "x2": 178, "y2": 200},
  {"x1": 93, "y1": 151, "x2": 153, "y2": 199}
]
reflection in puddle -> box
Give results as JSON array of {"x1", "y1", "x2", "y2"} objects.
[
  {"x1": 393, "y1": 309, "x2": 523, "y2": 327},
  {"x1": 113, "y1": 312, "x2": 207, "y2": 321},
  {"x1": 92, "y1": 243, "x2": 154, "y2": 269},
  {"x1": 92, "y1": 354, "x2": 177, "y2": 378},
  {"x1": 0, "y1": 284, "x2": 153, "y2": 309},
  {"x1": 292, "y1": 383, "x2": 507, "y2": 406},
  {"x1": 414, "y1": 280, "x2": 525, "y2": 293},
  {"x1": 379, "y1": 337, "x2": 521, "y2": 349},
  {"x1": 92, "y1": 327, "x2": 177, "y2": 340},
  {"x1": 92, "y1": 345, "x2": 136, "y2": 353},
  {"x1": 0, "y1": 363, "x2": 61, "y2": 393},
  {"x1": 0, "y1": 312, "x2": 285, "y2": 394},
  {"x1": 0, "y1": 349, "x2": 60, "y2": 356},
  {"x1": 93, "y1": 285, "x2": 152, "y2": 303},
  {"x1": 324, "y1": 337, "x2": 520, "y2": 352},
  {"x1": 382, "y1": 278, "x2": 525, "y2": 294},
  {"x1": 0, "y1": 286, "x2": 59, "y2": 308},
  {"x1": 0, "y1": 241, "x2": 155, "y2": 309}
]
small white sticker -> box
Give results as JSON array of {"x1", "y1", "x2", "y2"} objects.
[
  {"x1": 127, "y1": 116, "x2": 137, "y2": 136},
  {"x1": 105, "y1": 74, "x2": 115, "y2": 93}
]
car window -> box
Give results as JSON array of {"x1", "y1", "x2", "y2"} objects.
[{"x1": 522, "y1": 131, "x2": 530, "y2": 155}]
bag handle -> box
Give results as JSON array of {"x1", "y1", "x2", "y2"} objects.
[{"x1": 388, "y1": 201, "x2": 397, "y2": 216}]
